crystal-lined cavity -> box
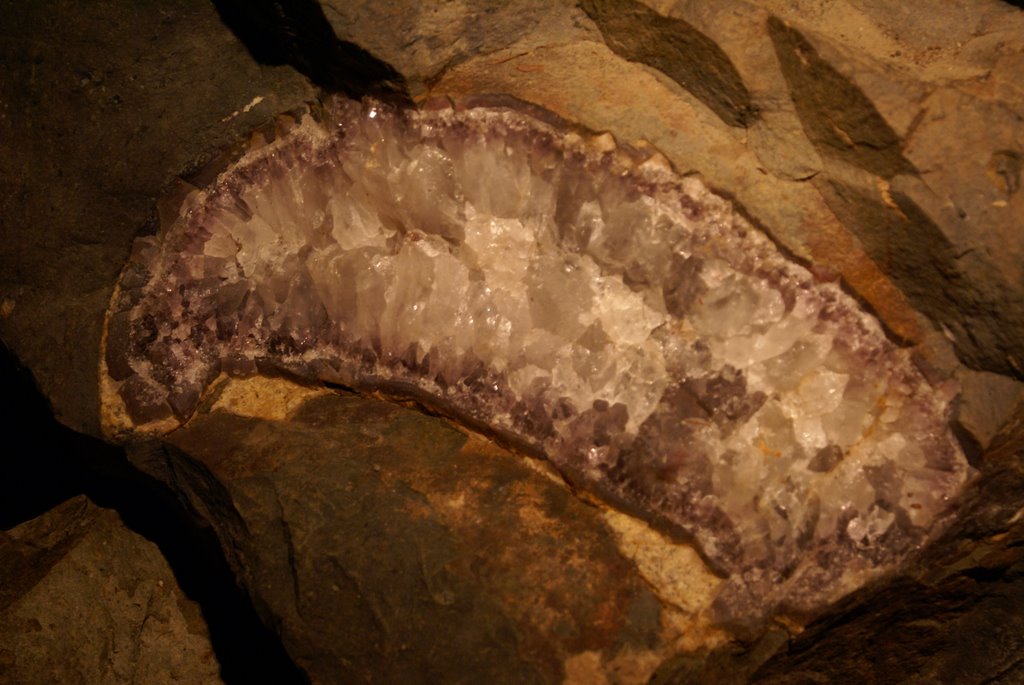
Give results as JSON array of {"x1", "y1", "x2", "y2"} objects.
[{"x1": 103, "y1": 96, "x2": 971, "y2": 624}]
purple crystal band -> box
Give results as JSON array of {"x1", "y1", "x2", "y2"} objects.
[{"x1": 103, "y1": 96, "x2": 970, "y2": 624}]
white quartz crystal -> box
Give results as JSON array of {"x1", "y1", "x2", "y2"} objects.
[{"x1": 103, "y1": 96, "x2": 972, "y2": 625}]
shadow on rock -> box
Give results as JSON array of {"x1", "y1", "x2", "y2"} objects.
[{"x1": 0, "y1": 340, "x2": 309, "y2": 685}]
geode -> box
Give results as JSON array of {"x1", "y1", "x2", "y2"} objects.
[{"x1": 101, "y1": 95, "x2": 971, "y2": 625}]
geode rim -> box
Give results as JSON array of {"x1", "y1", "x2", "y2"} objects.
[{"x1": 101, "y1": 93, "x2": 972, "y2": 627}]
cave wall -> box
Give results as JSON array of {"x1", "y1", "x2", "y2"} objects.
[{"x1": 2, "y1": 1, "x2": 1024, "y2": 683}]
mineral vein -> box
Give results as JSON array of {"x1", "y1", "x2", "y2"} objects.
[{"x1": 103, "y1": 95, "x2": 971, "y2": 623}]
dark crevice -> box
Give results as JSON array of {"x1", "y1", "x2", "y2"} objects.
[
  {"x1": 814, "y1": 176, "x2": 1024, "y2": 380},
  {"x1": 767, "y1": 15, "x2": 916, "y2": 179},
  {"x1": 211, "y1": 0, "x2": 411, "y2": 104},
  {"x1": 0, "y1": 340, "x2": 308, "y2": 685},
  {"x1": 580, "y1": 0, "x2": 757, "y2": 128}
]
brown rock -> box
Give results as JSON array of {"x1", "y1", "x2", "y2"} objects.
[
  {"x1": 129, "y1": 387, "x2": 722, "y2": 684},
  {"x1": 4, "y1": 0, "x2": 1024, "y2": 682},
  {"x1": 0, "y1": 0, "x2": 315, "y2": 434},
  {"x1": 0, "y1": 496, "x2": 223, "y2": 685}
]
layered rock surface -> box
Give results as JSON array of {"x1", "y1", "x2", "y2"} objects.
[{"x1": 104, "y1": 95, "x2": 970, "y2": 623}]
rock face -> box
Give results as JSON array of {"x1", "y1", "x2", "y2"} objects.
[
  {"x1": 0, "y1": 496, "x2": 223, "y2": 685},
  {"x1": 103, "y1": 95, "x2": 969, "y2": 625},
  {"x1": 2, "y1": 0, "x2": 1024, "y2": 683},
  {"x1": 417, "y1": 0, "x2": 1024, "y2": 380},
  {"x1": 129, "y1": 388, "x2": 720, "y2": 684},
  {"x1": 0, "y1": 0, "x2": 316, "y2": 436}
]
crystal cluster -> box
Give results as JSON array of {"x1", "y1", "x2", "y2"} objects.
[{"x1": 103, "y1": 95, "x2": 971, "y2": 623}]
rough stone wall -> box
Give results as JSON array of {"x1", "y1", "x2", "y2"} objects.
[
  {"x1": 1, "y1": 496, "x2": 224, "y2": 684},
  {"x1": 2, "y1": 1, "x2": 1024, "y2": 683}
]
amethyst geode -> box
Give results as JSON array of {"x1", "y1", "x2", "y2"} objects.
[{"x1": 102, "y1": 95, "x2": 970, "y2": 624}]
